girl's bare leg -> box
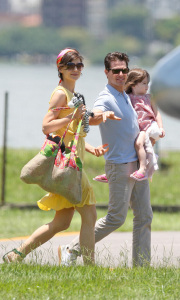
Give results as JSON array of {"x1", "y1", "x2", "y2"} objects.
[
  {"x1": 5, "y1": 208, "x2": 74, "y2": 262},
  {"x1": 135, "y1": 131, "x2": 146, "y2": 175},
  {"x1": 76, "y1": 205, "x2": 97, "y2": 265}
]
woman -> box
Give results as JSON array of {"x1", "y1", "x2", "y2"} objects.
[{"x1": 3, "y1": 48, "x2": 108, "y2": 265}]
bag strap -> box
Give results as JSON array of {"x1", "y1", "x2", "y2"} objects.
[
  {"x1": 50, "y1": 106, "x2": 82, "y2": 154},
  {"x1": 50, "y1": 106, "x2": 76, "y2": 141},
  {"x1": 60, "y1": 108, "x2": 78, "y2": 143},
  {"x1": 50, "y1": 106, "x2": 70, "y2": 112},
  {"x1": 69, "y1": 118, "x2": 82, "y2": 157}
]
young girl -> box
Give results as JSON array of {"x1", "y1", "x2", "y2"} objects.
[
  {"x1": 3, "y1": 48, "x2": 108, "y2": 265},
  {"x1": 94, "y1": 68, "x2": 165, "y2": 182}
]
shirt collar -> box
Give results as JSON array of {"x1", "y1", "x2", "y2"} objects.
[
  {"x1": 106, "y1": 84, "x2": 125, "y2": 97},
  {"x1": 106, "y1": 84, "x2": 129, "y2": 104}
]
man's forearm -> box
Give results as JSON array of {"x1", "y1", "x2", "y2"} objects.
[{"x1": 89, "y1": 110, "x2": 103, "y2": 125}]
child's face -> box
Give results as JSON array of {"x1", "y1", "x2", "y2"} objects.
[{"x1": 132, "y1": 76, "x2": 149, "y2": 95}]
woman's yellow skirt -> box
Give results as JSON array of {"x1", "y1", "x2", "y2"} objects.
[{"x1": 37, "y1": 169, "x2": 96, "y2": 211}]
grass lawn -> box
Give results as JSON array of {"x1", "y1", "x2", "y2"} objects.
[
  {"x1": 0, "y1": 150, "x2": 179, "y2": 299},
  {"x1": 0, "y1": 149, "x2": 180, "y2": 238},
  {"x1": 0, "y1": 208, "x2": 180, "y2": 239},
  {"x1": 0, "y1": 149, "x2": 180, "y2": 206},
  {"x1": 0, "y1": 264, "x2": 179, "y2": 299}
]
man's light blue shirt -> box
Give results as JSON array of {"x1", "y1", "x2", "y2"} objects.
[{"x1": 93, "y1": 84, "x2": 139, "y2": 164}]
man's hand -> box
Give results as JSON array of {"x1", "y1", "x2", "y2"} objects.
[
  {"x1": 94, "y1": 144, "x2": 109, "y2": 157},
  {"x1": 102, "y1": 111, "x2": 121, "y2": 123}
]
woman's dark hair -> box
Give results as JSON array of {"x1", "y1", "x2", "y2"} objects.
[
  {"x1": 104, "y1": 52, "x2": 129, "y2": 70},
  {"x1": 58, "y1": 48, "x2": 83, "y2": 81},
  {"x1": 125, "y1": 68, "x2": 150, "y2": 94}
]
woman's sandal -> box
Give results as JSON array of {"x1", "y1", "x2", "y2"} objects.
[
  {"x1": 130, "y1": 171, "x2": 148, "y2": 181},
  {"x1": 93, "y1": 174, "x2": 108, "y2": 183},
  {"x1": 3, "y1": 248, "x2": 26, "y2": 263}
]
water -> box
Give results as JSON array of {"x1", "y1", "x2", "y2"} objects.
[{"x1": 0, "y1": 63, "x2": 180, "y2": 151}]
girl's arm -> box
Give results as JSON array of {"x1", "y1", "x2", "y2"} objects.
[
  {"x1": 85, "y1": 142, "x2": 109, "y2": 157},
  {"x1": 151, "y1": 101, "x2": 165, "y2": 138},
  {"x1": 42, "y1": 90, "x2": 85, "y2": 135}
]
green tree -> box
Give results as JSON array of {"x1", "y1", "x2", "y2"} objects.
[
  {"x1": 0, "y1": 27, "x2": 61, "y2": 56},
  {"x1": 175, "y1": 33, "x2": 180, "y2": 46},
  {"x1": 108, "y1": 4, "x2": 149, "y2": 39},
  {"x1": 154, "y1": 16, "x2": 180, "y2": 44},
  {"x1": 90, "y1": 33, "x2": 144, "y2": 64},
  {"x1": 0, "y1": 26, "x2": 95, "y2": 62},
  {"x1": 57, "y1": 26, "x2": 95, "y2": 57}
]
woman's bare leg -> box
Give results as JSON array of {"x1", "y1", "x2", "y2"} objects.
[
  {"x1": 5, "y1": 208, "x2": 74, "y2": 262},
  {"x1": 76, "y1": 205, "x2": 97, "y2": 265}
]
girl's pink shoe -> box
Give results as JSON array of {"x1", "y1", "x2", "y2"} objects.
[{"x1": 93, "y1": 174, "x2": 108, "y2": 183}]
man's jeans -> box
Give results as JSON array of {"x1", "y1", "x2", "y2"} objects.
[{"x1": 69, "y1": 161, "x2": 153, "y2": 266}]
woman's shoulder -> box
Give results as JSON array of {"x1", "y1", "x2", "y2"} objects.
[
  {"x1": 49, "y1": 86, "x2": 68, "y2": 107},
  {"x1": 52, "y1": 85, "x2": 72, "y2": 97},
  {"x1": 50, "y1": 85, "x2": 74, "y2": 105}
]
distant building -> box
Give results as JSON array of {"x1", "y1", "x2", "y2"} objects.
[
  {"x1": 0, "y1": 0, "x2": 10, "y2": 13},
  {"x1": 41, "y1": 0, "x2": 86, "y2": 27},
  {"x1": 41, "y1": 0, "x2": 107, "y2": 37},
  {"x1": 86, "y1": 0, "x2": 107, "y2": 38},
  {"x1": 0, "y1": 0, "x2": 42, "y2": 28},
  {"x1": 8, "y1": 0, "x2": 42, "y2": 14},
  {"x1": 107, "y1": 0, "x2": 145, "y2": 9},
  {"x1": 107, "y1": 0, "x2": 180, "y2": 19},
  {"x1": 146, "y1": 0, "x2": 180, "y2": 19}
]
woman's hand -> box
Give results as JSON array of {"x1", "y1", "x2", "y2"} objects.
[
  {"x1": 73, "y1": 104, "x2": 86, "y2": 120},
  {"x1": 102, "y1": 111, "x2": 121, "y2": 123},
  {"x1": 85, "y1": 143, "x2": 109, "y2": 156},
  {"x1": 94, "y1": 144, "x2": 109, "y2": 157}
]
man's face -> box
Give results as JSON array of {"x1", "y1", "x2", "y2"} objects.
[{"x1": 105, "y1": 60, "x2": 128, "y2": 92}]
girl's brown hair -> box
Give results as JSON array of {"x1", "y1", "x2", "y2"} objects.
[
  {"x1": 58, "y1": 48, "x2": 83, "y2": 81},
  {"x1": 125, "y1": 68, "x2": 150, "y2": 94}
]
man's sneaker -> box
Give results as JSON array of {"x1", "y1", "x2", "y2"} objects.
[{"x1": 58, "y1": 245, "x2": 78, "y2": 266}]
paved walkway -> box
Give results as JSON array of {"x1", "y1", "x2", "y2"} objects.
[{"x1": 0, "y1": 231, "x2": 179, "y2": 267}]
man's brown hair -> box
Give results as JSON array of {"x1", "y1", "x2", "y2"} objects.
[{"x1": 104, "y1": 52, "x2": 129, "y2": 70}]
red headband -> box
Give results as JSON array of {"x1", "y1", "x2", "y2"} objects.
[{"x1": 56, "y1": 48, "x2": 75, "y2": 67}]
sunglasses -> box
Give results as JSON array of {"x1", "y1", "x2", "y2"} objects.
[
  {"x1": 66, "y1": 62, "x2": 84, "y2": 70},
  {"x1": 108, "y1": 68, "x2": 129, "y2": 74}
]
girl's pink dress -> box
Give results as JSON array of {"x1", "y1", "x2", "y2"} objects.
[
  {"x1": 129, "y1": 93, "x2": 159, "y2": 180},
  {"x1": 129, "y1": 94, "x2": 156, "y2": 132}
]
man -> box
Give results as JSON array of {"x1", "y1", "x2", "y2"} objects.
[{"x1": 59, "y1": 52, "x2": 153, "y2": 266}]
